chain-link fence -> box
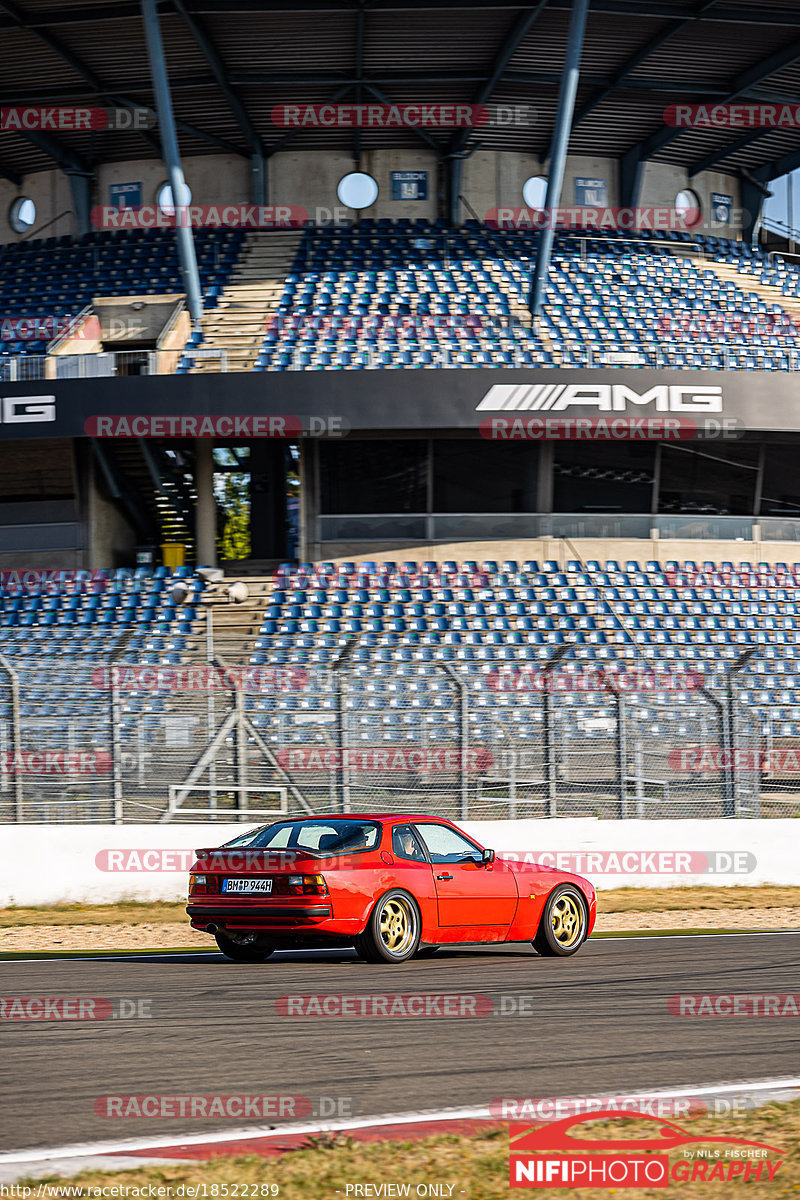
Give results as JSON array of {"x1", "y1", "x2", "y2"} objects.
[{"x1": 0, "y1": 653, "x2": 786, "y2": 823}]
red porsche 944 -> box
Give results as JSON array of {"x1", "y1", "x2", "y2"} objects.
[{"x1": 187, "y1": 814, "x2": 596, "y2": 964}]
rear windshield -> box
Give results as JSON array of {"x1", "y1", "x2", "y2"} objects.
[{"x1": 223, "y1": 819, "x2": 381, "y2": 856}]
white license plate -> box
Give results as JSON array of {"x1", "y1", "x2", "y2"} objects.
[{"x1": 222, "y1": 878, "x2": 273, "y2": 894}]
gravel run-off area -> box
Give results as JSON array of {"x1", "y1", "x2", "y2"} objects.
[{"x1": 2, "y1": 906, "x2": 797, "y2": 952}]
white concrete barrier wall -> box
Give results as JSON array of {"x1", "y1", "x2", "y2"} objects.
[{"x1": 0, "y1": 819, "x2": 796, "y2": 907}]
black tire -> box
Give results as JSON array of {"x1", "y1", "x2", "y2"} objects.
[
  {"x1": 532, "y1": 885, "x2": 588, "y2": 957},
  {"x1": 214, "y1": 931, "x2": 275, "y2": 962},
  {"x1": 354, "y1": 890, "x2": 421, "y2": 964}
]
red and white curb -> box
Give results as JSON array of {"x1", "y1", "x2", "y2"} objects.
[{"x1": 1, "y1": 1079, "x2": 799, "y2": 1182}]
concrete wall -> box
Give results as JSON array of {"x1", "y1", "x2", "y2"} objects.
[
  {"x1": 86, "y1": 450, "x2": 137, "y2": 568},
  {"x1": 640, "y1": 161, "x2": 741, "y2": 239},
  {"x1": 97, "y1": 155, "x2": 251, "y2": 214},
  {"x1": 0, "y1": 153, "x2": 742, "y2": 244},
  {"x1": 462, "y1": 150, "x2": 543, "y2": 222},
  {"x1": 0, "y1": 169, "x2": 74, "y2": 245},
  {"x1": 0, "y1": 818, "x2": 793, "y2": 906}
]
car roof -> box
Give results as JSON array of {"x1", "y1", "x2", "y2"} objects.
[{"x1": 256, "y1": 813, "x2": 450, "y2": 825}]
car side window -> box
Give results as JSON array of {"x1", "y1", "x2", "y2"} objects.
[
  {"x1": 296, "y1": 825, "x2": 339, "y2": 850},
  {"x1": 392, "y1": 825, "x2": 427, "y2": 862},
  {"x1": 416, "y1": 824, "x2": 482, "y2": 864},
  {"x1": 265, "y1": 827, "x2": 292, "y2": 848}
]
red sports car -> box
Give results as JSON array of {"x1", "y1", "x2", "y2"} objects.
[{"x1": 187, "y1": 813, "x2": 596, "y2": 964}]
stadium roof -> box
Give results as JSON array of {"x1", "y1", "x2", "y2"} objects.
[{"x1": 2, "y1": 0, "x2": 800, "y2": 194}]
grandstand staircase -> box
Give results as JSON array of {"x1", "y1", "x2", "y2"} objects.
[
  {"x1": 699, "y1": 260, "x2": 800, "y2": 323},
  {"x1": 182, "y1": 576, "x2": 275, "y2": 665},
  {"x1": 102, "y1": 440, "x2": 196, "y2": 551},
  {"x1": 483, "y1": 258, "x2": 560, "y2": 359},
  {"x1": 192, "y1": 231, "x2": 302, "y2": 373}
]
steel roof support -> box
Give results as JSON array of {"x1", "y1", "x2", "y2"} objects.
[
  {"x1": 570, "y1": 0, "x2": 722, "y2": 138},
  {"x1": 619, "y1": 143, "x2": 644, "y2": 209},
  {"x1": 252, "y1": 152, "x2": 266, "y2": 206},
  {"x1": 141, "y1": 0, "x2": 203, "y2": 328},
  {"x1": 447, "y1": 2, "x2": 548, "y2": 224},
  {"x1": 688, "y1": 126, "x2": 769, "y2": 177},
  {"x1": 757, "y1": 144, "x2": 800, "y2": 182},
  {"x1": 620, "y1": 33, "x2": 800, "y2": 189},
  {"x1": 739, "y1": 174, "x2": 768, "y2": 244},
  {"x1": 528, "y1": 0, "x2": 590, "y2": 317},
  {"x1": 172, "y1": 0, "x2": 265, "y2": 198}
]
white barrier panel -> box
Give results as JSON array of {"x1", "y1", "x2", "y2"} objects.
[{"x1": 0, "y1": 819, "x2": 796, "y2": 907}]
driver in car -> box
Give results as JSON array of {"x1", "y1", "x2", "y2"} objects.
[{"x1": 399, "y1": 829, "x2": 422, "y2": 859}]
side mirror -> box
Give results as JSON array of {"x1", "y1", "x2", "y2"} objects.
[{"x1": 482, "y1": 848, "x2": 495, "y2": 864}]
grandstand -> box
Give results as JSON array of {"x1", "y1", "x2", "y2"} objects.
[
  {"x1": 5, "y1": 224, "x2": 800, "y2": 374},
  {"x1": 2, "y1": 0, "x2": 800, "y2": 823}
]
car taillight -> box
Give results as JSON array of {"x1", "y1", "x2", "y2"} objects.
[
  {"x1": 189, "y1": 874, "x2": 220, "y2": 895},
  {"x1": 275, "y1": 874, "x2": 328, "y2": 897}
]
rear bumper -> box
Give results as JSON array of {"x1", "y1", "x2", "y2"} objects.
[{"x1": 187, "y1": 903, "x2": 332, "y2": 929}]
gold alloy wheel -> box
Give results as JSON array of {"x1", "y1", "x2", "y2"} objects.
[
  {"x1": 550, "y1": 892, "x2": 584, "y2": 949},
  {"x1": 379, "y1": 896, "x2": 416, "y2": 955}
]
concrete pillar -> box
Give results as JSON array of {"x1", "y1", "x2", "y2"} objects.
[{"x1": 195, "y1": 438, "x2": 217, "y2": 566}]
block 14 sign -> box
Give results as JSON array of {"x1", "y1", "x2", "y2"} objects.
[{"x1": 391, "y1": 171, "x2": 428, "y2": 200}]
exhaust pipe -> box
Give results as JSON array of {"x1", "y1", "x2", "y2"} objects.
[{"x1": 206, "y1": 923, "x2": 218, "y2": 935}]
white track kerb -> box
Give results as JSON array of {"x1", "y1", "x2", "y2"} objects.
[
  {"x1": 0, "y1": 1078, "x2": 798, "y2": 1182},
  {"x1": 0, "y1": 819, "x2": 798, "y2": 906}
]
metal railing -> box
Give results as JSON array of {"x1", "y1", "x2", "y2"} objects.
[
  {"x1": 0, "y1": 350, "x2": 161, "y2": 380},
  {"x1": 316, "y1": 514, "x2": 774, "y2": 543}
]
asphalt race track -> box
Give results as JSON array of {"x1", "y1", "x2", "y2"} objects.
[{"x1": 2, "y1": 933, "x2": 799, "y2": 1154}]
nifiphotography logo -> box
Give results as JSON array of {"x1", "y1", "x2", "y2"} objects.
[{"x1": 508, "y1": 1111, "x2": 784, "y2": 1187}]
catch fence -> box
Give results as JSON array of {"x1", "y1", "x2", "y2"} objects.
[{"x1": 0, "y1": 653, "x2": 779, "y2": 823}]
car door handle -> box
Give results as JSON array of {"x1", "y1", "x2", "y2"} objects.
[{"x1": 436, "y1": 873, "x2": 454, "y2": 880}]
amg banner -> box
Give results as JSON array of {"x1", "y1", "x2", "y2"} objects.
[{"x1": 0, "y1": 370, "x2": 794, "y2": 439}]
